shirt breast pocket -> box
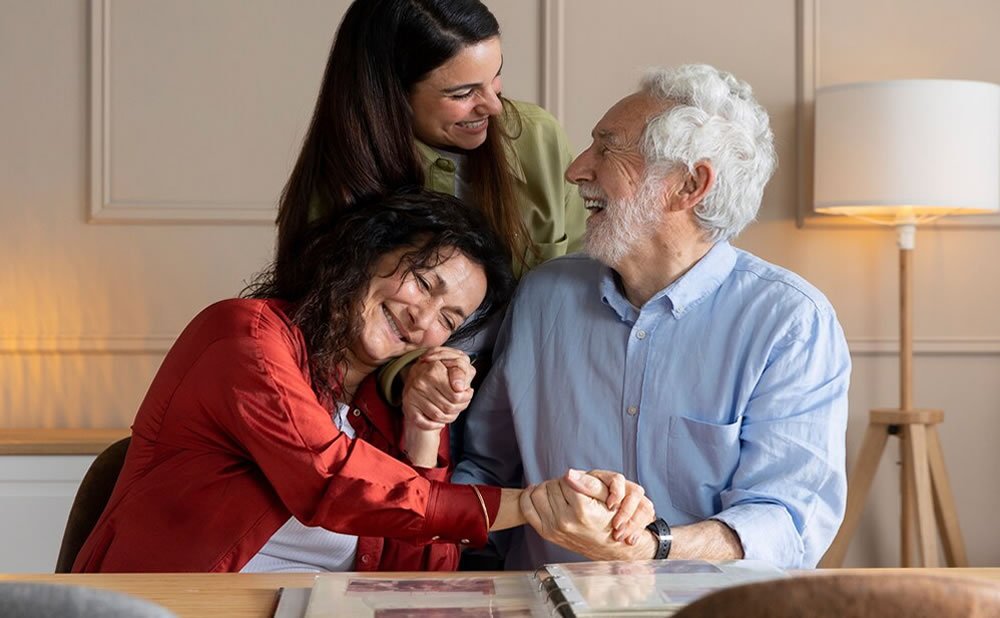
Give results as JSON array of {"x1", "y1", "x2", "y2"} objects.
[{"x1": 667, "y1": 415, "x2": 741, "y2": 518}]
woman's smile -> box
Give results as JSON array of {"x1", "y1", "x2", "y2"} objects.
[{"x1": 381, "y1": 303, "x2": 408, "y2": 343}]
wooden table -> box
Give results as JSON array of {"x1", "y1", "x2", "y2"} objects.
[{"x1": 3, "y1": 569, "x2": 1000, "y2": 618}]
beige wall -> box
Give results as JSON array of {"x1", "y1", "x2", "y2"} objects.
[{"x1": 1, "y1": 0, "x2": 998, "y2": 567}]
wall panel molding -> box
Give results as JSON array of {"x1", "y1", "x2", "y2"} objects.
[
  {"x1": 2, "y1": 333, "x2": 999, "y2": 356},
  {"x1": 540, "y1": 0, "x2": 565, "y2": 123},
  {"x1": 0, "y1": 335, "x2": 174, "y2": 354},
  {"x1": 848, "y1": 337, "x2": 1000, "y2": 356},
  {"x1": 795, "y1": 0, "x2": 1000, "y2": 229},
  {"x1": 89, "y1": 0, "x2": 274, "y2": 225}
]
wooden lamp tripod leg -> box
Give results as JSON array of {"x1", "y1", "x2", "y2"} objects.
[
  {"x1": 927, "y1": 427, "x2": 969, "y2": 566},
  {"x1": 904, "y1": 423, "x2": 939, "y2": 566}
]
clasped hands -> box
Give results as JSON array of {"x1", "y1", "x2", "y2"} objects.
[{"x1": 402, "y1": 348, "x2": 656, "y2": 560}]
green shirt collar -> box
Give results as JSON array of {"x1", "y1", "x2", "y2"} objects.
[{"x1": 415, "y1": 137, "x2": 526, "y2": 183}]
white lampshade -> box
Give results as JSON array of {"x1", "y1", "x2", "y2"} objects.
[{"x1": 814, "y1": 79, "x2": 1000, "y2": 217}]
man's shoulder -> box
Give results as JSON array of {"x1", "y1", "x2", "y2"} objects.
[
  {"x1": 519, "y1": 253, "x2": 600, "y2": 292},
  {"x1": 507, "y1": 254, "x2": 601, "y2": 317},
  {"x1": 730, "y1": 249, "x2": 835, "y2": 318}
]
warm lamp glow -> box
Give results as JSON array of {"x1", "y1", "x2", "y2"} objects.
[{"x1": 814, "y1": 79, "x2": 1000, "y2": 222}]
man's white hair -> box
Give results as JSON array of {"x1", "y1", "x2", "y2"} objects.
[{"x1": 639, "y1": 64, "x2": 777, "y2": 242}]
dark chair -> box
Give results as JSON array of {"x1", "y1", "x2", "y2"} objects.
[
  {"x1": 54, "y1": 437, "x2": 131, "y2": 573},
  {"x1": 673, "y1": 572, "x2": 1000, "y2": 618}
]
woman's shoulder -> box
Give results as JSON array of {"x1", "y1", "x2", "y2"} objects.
[
  {"x1": 502, "y1": 99, "x2": 573, "y2": 175},
  {"x1": 505, "y1": 100, "x2": 563, "y2": 136},
  {"x1": 193, "y1": 298, "x2": 287, "y2": 323},
  {"x1": 507, "y1": 99, "x2": 554, "y2": 121},
  {"x1": 183, "y1": 299, "x2": 299, "y2": 347}
]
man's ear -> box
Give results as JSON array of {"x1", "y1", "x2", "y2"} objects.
[{"x1": 673, "y1": 160, "x2": 715, "y2": 212}]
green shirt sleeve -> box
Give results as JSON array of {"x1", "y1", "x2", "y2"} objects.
[
  {"x1": 377, "y1": 348, "x2": 427, "y2": 406},
  {"x1": 505, "y1": 101, "x2": 587, "y2": 270}
]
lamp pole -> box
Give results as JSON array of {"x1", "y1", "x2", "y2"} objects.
[
  {"x1": 894, "y1": 217, "x2": 933, "y2": 567},
  {"x1": 897, "y1": 219, "x2": 914, "y2": 413}
]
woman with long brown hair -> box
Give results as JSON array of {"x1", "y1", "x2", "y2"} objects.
[{"x1": 276, "y1": 0, "x2": 584, "y2": 281}]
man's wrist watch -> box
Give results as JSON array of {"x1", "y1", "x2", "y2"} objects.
[{"x1": 646, "y1": 518, "x2": 672, "y2": 560}]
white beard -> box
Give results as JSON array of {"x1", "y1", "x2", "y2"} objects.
[{"x1": 582, "y1": 176, "x2": 665, "y2": 267}]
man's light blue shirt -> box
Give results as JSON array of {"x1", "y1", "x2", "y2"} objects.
[{"x1": 453, "y1": 242, "x2": 850, "y2": 570}]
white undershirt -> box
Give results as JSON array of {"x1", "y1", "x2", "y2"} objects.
[
  {"x1": 240, "y1": 402, "x2": 359, "y2": 573},
  {"x1": 432, "y1": 147, "x2": 471, "y2": 201}
]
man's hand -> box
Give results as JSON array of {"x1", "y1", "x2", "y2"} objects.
[
  {"x1": 400, "y1": 347, "x2": 475, "y2": 431},
  {"x1": 520, "y1": 469, "x2": 657, "y2": 561},
  {"x1": 568, "y1": 469, "x2": 655, "y2": 544}
]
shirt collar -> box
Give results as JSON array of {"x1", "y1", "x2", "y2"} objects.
[
  {"x1": 414, "y1": 138, "x2": 526, "y2": 183},
  {"x1": 600, "y1": 241, "x2": 738, "y2": 320},
  {"x1": 599, "y1": 267, "x2": 639, "y2": 323}
]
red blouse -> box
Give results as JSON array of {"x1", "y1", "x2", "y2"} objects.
[{"x1": 73, "y1": 299, "x2": 500, "y2": 573}]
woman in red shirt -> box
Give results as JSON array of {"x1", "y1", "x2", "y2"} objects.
[
  {"x1": 74, "y1": 189, "x2": 650, "y2": 573},
  {"x1": 74, "y1": 190, "x2": 520, "y2": 572}
]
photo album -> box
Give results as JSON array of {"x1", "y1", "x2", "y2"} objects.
[{"x1": 273, "y1": 559, "x2": 786, "y2": 617}]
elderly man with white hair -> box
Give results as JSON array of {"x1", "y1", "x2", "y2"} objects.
[{"x1": 453, "y1": 64, "x2": 850, "y2": 570}]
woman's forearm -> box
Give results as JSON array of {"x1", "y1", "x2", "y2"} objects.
[
  {"x1": 401, "y1": 425, "x2": 441, "y2": 467},
  {"x1": 489, "y1": 488, "x2": 526, "y2": 531}
]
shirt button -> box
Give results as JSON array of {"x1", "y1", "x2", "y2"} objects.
[
  {"x1": 352, "y1": 409, "x2": 361, "y2": 417},
  {"x1": 627, "y1": 406, "x2": 638, "y2": 416},
  {"x1": 360, "y1": 554, "x2": 370, "y2": 564},
  {"x1": 435, "y1": 159, "x2": 455, "y2": 172},
  {"x1": 460, "y1": 539, "x2": 470, "y2": 545},
  {"x1": 635, "y1": 330, "x2": 647, "y2": 340},
  {"x1": 430, "y1": 535, "x2": 440, "y2": 541}
]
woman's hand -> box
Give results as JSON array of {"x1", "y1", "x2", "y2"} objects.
[{"x1": 401, "y1": 347, "x2": 476, "y2": 431}]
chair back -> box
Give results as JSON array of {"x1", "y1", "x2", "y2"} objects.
[
  {"x1": 673, "y1": 572, "x2": 1000, "y2": 618},
  {"x1": 54, "y1": 437, "x2": 131, "y2": 573}
]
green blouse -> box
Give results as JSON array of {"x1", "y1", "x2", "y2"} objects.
[{"x1": 415, "y1": 99, "x2": 585, "y2": 276}]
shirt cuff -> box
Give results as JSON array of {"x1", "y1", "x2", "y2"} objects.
[
  {"x1": 423, "y1": 483, "x2": 500, "y2": 547},
  {"x1": 411, "y1": 463, "x2": 449, "y2": 483},
  {"x1": 711, "y1": 503, "x2": 806, "y2": 568},
  {"x1": 478, "y1": 484, "x2": 501, "y2": 526},
  {"x1": 377, "y1": 349, "x2": 428, "y2": 405}
]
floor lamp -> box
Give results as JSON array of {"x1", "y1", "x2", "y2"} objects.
[{"x1": 811, "y1": 80, "x2": 1000, "y2": 567}]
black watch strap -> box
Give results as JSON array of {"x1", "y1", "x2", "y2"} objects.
[{"x1": 646, "y1": 518, "x2": 672, "y2": 560}]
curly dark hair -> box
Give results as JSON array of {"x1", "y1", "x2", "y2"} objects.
[{"x1": 246, "y1": 187, "x2": 514, "y2": 401}]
